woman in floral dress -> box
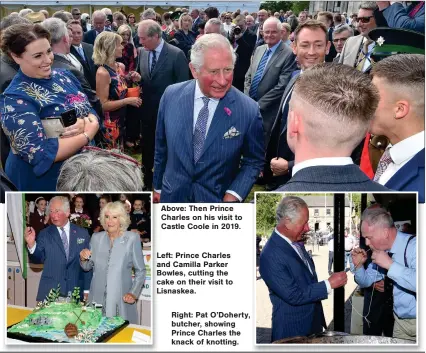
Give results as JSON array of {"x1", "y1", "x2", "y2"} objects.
[
  {"x1": 93, "y1": 31, "x2": 141, "y2": 151},
  {"x1": 0, "y1": 23, "x2": 99, "y2": 191}
]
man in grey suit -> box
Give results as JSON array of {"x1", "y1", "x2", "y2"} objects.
[
  {"x1": 136, "y1": 20, "x2": 189, "y2": 189},
  {"x1": 339, "y1": 2, "x2": 378, "y2": 71},
  {"x1": 244, "y1": 17, "x2": 297, "y2": 143},
  {"x1": 153, "y1": 34, "x2": 264, "y2": 203},
  {"x1": 277, "y1": 63, "x2": 388, "y2": 192}
]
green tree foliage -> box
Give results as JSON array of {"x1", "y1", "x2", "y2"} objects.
[
  {"x1": 259, "y1": 1, "x2": 310, "y2": 14},
  {"x1": 256, "y1": 193, "x2": 282, "y2": 237}
]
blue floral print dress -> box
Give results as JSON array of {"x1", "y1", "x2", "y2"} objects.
[{"x1": 0, "y1": 68, "x2": 98, "y2": 191}]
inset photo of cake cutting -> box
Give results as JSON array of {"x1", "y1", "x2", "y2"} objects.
[
  {"x1": 255, "y1": 192, "x2": 417, "y2": 345},
  {"x1": 5, "y1": 192, "x2": 152, "y2": 344}
]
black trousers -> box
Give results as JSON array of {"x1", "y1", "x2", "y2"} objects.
[
  {"x1": 362, "y1": 286, "x2": 394, "y2": 337},
  {"x1": 140, "y1": 107, "x2": 158, "y2": 190},
  {"x1": 125, "y1": 105, "x2": 142, "y2": 142}
]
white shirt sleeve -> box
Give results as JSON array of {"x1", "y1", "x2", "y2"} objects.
[
  {"x1": 28, "y1": 243, "x2": 37, "y2": 254},
  {"x1": 324, "y1": 279, "x2": 332, "y2": 294}
]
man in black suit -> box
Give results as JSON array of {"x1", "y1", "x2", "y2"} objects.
[
  {"x1": 265, "y1": 20, "x2": 330, "y2": 189},
  {"x1": 68, "y1": 20, "x2": 97, "y2": 90},
  {"x1": 190, "y1": 8, "x2": 201, "y2": 34},
  {"x1": 231, "y1": 15, "x2": 257, "y2": 92},
  {"x1": 136, "y1": 20, "x2": 189, "y2": 189},
  {"x1": 276, "y1": 63, "x2": 388, "y2": 192},
  {"x1": 83, "y1": 10, "x2": 108, "y2": 46},
  {"x1": 317, "y1": 11, "x2": 337, "y2": 62}
]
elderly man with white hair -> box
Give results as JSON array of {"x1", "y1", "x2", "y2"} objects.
[
  {"x1": 244, "y1": 17, "x2": 296, "y2": 143},
  {"x1": 352, "y1": 205, "x2": 416, "y2": 341},
  {"x1": 204, "y1": 18, "x2": 226, "y2": 36},
  {"x1": 153, "y1": 33, "x2": 264, "y2": 203},
  {"x1": 83, "y1": 10, "x2": 108, "y2": 45}
]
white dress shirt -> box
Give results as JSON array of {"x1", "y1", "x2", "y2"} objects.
[
  {"x1": 362, "y1": 40, "x2": 375, "y2": 72},
  {"x1": 72, "y1": 44, "x2": 86, "y2": 61},
  {"x1": 148, "y1": 39, "x2": 165, "y2": 70},
  {"x1": 292, "y1": 157, "x2": 353, "y2": 176},
  {"x1": 193, "y1": 80, "x2": 220, "y2": 136},
  {"x1": 275, "y1": 228, "x2": 331, "y2": 294},
  {"x1": 28, "y1": 221, "x2": 70, "y2": 254},
  {"x1": 376, "y1": 131, "x2": 425, "y2": 185}
]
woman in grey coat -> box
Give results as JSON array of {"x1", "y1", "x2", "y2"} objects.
[{"x1": 80, "y1": 201, "x2": 146, "y2": 324}]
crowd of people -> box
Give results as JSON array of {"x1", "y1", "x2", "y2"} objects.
[
  {"x1": 0, "y1": 2, "x2": 424, "y2": 202},
  {"x1": 260, "y1": 195, "x2": 417, "y2": 342},
  {"x1": 24, "y1": 194, "x2": 149, "y2": 323},
  {"x1": 26, "y1": 193, "x2": 151, "y2": 241}
]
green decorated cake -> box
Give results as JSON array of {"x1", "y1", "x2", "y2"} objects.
[{"x1": 7, "y1": 286, "x2": 128, "y2": 343}]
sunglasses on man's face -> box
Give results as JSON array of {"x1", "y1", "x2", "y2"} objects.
[{"x1": 356, "y1": 16, "x2": 374, "y2": 23}]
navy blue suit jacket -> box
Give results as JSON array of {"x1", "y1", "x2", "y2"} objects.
[
  {"x1": 385, "y1": 148, "x2": 425, "y2": 203},
  {"x1": 277, "y1": 164, "x2": 389, "y2": 192},
  {"x1": 260, "y1": 231, "x2": 328, "y2": 341},
  {"x1": 29, "y1": 223, "x2": 92, "y2": 301},
  {"x1": 153, "y1": 80, "x2": 264, "y2": 202}
]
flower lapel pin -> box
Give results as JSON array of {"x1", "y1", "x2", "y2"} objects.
[
  {"x1": 77, "y1": 238, "x2": 85, "y2": 244},
  {"x1": 224, "y1": 107, "x2": 232, "y2": 116},
  {"x1": 223, "y1": 126, "x2": 240, "y2": 139},
  {"x1": 376, "y1": 36, "x2": 385, "y2": 46}
]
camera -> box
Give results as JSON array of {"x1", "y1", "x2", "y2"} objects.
[{"x1": 233, "y1": 26, "x2": 242, "y2": 36}]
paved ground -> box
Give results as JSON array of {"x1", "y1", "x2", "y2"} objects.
[{"x1": 256, "y1": 244, "x2": 359, "y2": 343}]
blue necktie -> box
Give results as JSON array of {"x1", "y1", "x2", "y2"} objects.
[
  {"x1": 293, "y1": 242, "x2": 311, "y2": 273},
  {"x1": 193, "y1": 97, "x2": 210, "y2": 163},
  {"x1": 151, "y1": 50, "x2": 157, "y2": 73},
  {"x1": 77, "y1": 46, "x2": 86, "y2": 62},
  {"x1": 249, "y1": 49, "x2": 271, "y2": 100}
]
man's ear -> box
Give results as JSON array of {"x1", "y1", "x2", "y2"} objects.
[
  {"x1": 288, "y1": 109, "x2": 301, "y2": 135},
  {"x1": 394, "y1": 100, "x2": 410, "y2": 120},
  {"x1": 325, "y1": 40, "x2": 331, "y2": 55},
  {"x1": 189, "y1": 62, "x2": 198, "y2": 79}
]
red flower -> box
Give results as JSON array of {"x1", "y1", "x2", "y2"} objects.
[{"x1": 224, "y1": 107, "x2": 232, "y2": 116}]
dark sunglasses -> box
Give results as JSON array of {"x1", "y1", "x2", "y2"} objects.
[
  {"x1": 356, "y1": 16, "x2": 374, "y2": 23},
  {"x1": 74, "y1": 13, "x2": 81, "y2": 16},
  {"x1": 129, "y1": 16, "x2": 135, "y2": 19}
]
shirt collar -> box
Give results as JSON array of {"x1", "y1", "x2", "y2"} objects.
[
  {"x1": 390, "y1": 230, "x2": 408, "y2": 254},
  {"x1": 74, "y1": 208, "x2": 84, "y2": 213},
  {"x1": 293, "y1": 157, "x2": 353, "y2": 176},
  {"x1": 194, "y1": 80, "x2": 220, "y2": 103},
  {"x1": 153, "y1": 39, "x2": 165, "y2": 54},
  {"x1": 57, "y1": 221, "x2": 70, "y2": 233},
  {"x1": 389, "y1": 131, "x2": 424, "y2": 165},
  {"x1": 267, "y1": 40, "x2": 281, "y2": 54},
  {"x1": 37, "y1": 209, "x2": 45, "y2": 216},
  {"x1": 275, "y1": 228, "x2": 293, "y2": 246}
]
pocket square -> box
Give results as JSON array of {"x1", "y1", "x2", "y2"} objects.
[{"x1": 223, "y1": 126, "x2": 240, "y2": 139}]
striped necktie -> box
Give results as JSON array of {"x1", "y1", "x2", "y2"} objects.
[
  {"x1": 151, "y1": 50, "x2": 157, "y2": 73},
  {"x1": 60, "y1": 227, "x2": 69, "y2": 260},
  {"x1": 249, "y1": 48, "x2": 271, "y2": 100},
  {"x1": 356, "y1": 38, "x2": 373, "y2": 71},
  {"x1": 193, "y1": 97, "x2": 210, "y2": 163}
]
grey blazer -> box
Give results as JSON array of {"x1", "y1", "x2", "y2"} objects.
[
  {"x1": 244, "y1": 42, "x2": 296, "y2": 140},
  {"x1": 80, "y1": 231, "x2": 146, "y2": 324},
  {"x1": 136, "y1": 42, "x2": 189, "y2": 116},
  {"x1": 339, "y1": 35, "x2": 364, "y2": 68}
]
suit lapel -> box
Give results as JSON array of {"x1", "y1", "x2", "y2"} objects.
[
  {"x1": 262, "y1": 42, "x2": 283, "y2": 78},
  {"x1": 50, "y1": 226, "x2": 67, "y2": 259},
  {"x1": 197, "y1": 89, "x2": 235, "y2": 161},
  {"x1": 278, "y1": 73, "x2": 299, "y2": 137},
  {"x1": 141, "y1": 49, "x2": 150, "y2": 78},
  {"x1": 151, "y1": 43, "x2": 168, "y2": 78},
  {"x1": 68, "y1": 224, "x2": 77, "y2": 263},
  {"x1": 272, "y1": 232, "x2": 315, "y2": 279},
  {"x1": 254, "y1": 46, "x2": 267, "y2": 74},
  {"x1": 385, "y1": 149, "x2": 425, "y2": 190},
  {"x1": 181, "y1": 81, "x2": 196, "y2": 162}
]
